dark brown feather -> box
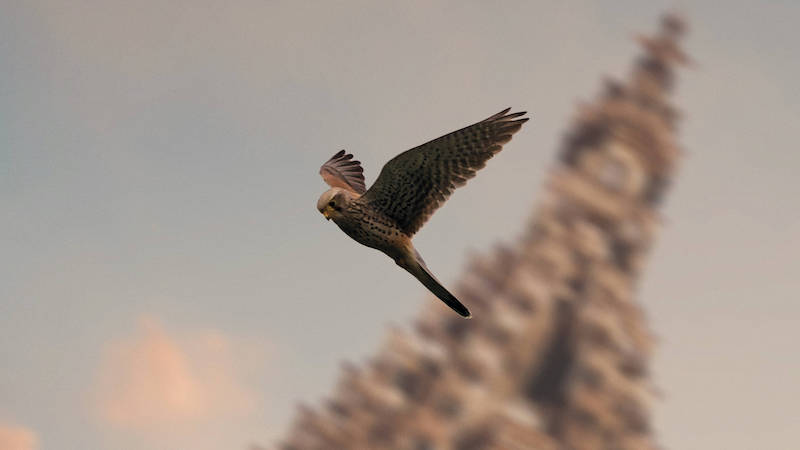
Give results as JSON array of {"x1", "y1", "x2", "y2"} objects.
[
  {"x1": 360, "y1": 108, "x2": 529, "y2": 236},
  {"x1": 319, "y1": 150, "x2": 367, "y2": 194}
]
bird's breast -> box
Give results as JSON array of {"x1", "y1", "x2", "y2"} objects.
[{"x1": 333, "y1": 202, "x2": 409, "y2": 259}]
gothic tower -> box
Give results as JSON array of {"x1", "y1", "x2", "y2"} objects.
[{"x1": 280, "y1": 12, "x2": 688, "y2": 450}]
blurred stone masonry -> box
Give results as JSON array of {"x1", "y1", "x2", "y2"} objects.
[{"x1": 280, "y1": 12, "x2": 689, "y2": 450}]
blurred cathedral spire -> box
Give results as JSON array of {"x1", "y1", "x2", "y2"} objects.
[{"x1": 280, "y1": 12, "x2": 689, "y2": 450}]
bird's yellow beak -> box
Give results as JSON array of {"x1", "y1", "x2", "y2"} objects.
[{"x1": 322, "y1": 209, "x2": 331, "y2": 220}]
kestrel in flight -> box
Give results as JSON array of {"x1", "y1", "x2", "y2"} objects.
[{"x1": 317, "y1": 108, "x2": 528, "y2": 318}]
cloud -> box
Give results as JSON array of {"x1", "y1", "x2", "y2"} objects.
[
  {"x1": 93, "y1": 316, "x2": 257, "y2": 430},
  {"x1": 0, "y1": 424, "x2": 37, "y2": 450}
]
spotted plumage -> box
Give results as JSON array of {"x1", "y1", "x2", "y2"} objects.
[{"x1": 317, "y1": 108, "x2": 529, "y2": 318}]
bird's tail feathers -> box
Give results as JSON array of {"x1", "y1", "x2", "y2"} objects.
[{"x1": 406, "y1": 250, "x2": 471, "y2": 318}]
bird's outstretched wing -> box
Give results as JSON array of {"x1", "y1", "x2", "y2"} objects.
[
  {"x1": 361, "y1": 108, "x2": 528, "y2": 236},
  {"x1": 319, "y1": 150, "x2": 367, "y2": 195}
]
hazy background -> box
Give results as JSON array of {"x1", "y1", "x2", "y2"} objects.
[{"x1": 1, "y1": 1, "x2": 798, "y2": 449}]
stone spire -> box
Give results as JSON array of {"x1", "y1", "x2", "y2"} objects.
[{"x1": 280, "y1": 12, "x2": 688, "y2": 450}]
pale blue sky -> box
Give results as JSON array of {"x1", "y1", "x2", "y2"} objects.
[{"x1": 1, "y1": 1, "x2": 798, "y2": 449}]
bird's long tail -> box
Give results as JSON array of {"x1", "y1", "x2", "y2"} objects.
[{"x1": 400, "y1": 249, "x2": 471, "y2": 318}]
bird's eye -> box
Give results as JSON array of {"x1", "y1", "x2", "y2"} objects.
[{"x1": 328, "y1": 201, "x2": 335, "y2": 207}]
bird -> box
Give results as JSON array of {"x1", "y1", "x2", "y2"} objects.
[{"x1": 316, "y1": 108, "x2": 529, "y2": 318}]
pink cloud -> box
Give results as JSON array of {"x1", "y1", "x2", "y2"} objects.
[
  {"x1": 94, "y1": 316, "x2": 256, "y2": 430},
  {"x1": 0, "y1": 424, "x2": 37, "y2": 450}
]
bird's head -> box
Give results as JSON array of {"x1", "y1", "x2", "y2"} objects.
[{"x1": 317, "y1": 188, "x2": 352, "y2": 222}]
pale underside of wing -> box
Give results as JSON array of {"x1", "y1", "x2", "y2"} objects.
[
  {"x1": 361, "y1": 108, "x2": 529, "y2": 236},
  {"x1": 319, "y1": 150, "x2": 367, "y2": 195}
]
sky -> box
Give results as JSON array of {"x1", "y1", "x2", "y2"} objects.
[{"x1": 1, "y1": 1, "x2": 798, "y2": 449}]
